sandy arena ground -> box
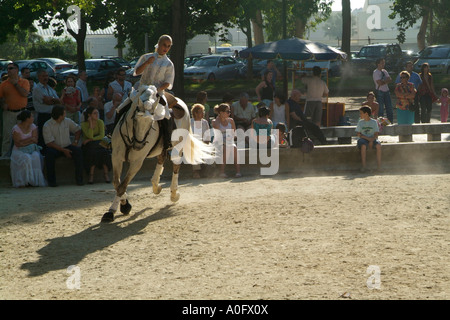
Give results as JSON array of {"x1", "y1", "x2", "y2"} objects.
[{"x1": 0, "y1": 171, "x2": 449, "y2": 300}]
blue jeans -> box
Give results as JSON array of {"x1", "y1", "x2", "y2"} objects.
[{"x1": 376, "y1": 90, "x2": 393, "y2": 123}]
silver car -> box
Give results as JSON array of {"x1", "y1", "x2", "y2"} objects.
[
  {"x1": 414, "y1": 44, "x2": 450, "y2": 74},
  {"x1": 184, "y1": 55, "x2": 243, "y2": 81}
]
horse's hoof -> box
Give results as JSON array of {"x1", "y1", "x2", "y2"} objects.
[
  {"x1": 170, "y1": 192, "x2": 180, "y2": 203},
  {"x1": 120, "y1": 200, "x2": 132, "y2": 215},
  {"x1": 101, "y1": 211, "x2": 115, "y2": 223},
  {"x1": 153, "y1": 184, "x2": 162, "y2": 195}
]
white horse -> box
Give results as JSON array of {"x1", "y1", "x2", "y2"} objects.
[{"x1": 101, "y1": 85, "x2": 211, "y2": 222}]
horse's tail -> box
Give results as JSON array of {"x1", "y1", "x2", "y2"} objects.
[{"x1": 171, "y1": 125, "x2": 214, "y2": 166}]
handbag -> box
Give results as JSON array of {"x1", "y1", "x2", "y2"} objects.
[{"x1": 99, "y1": 135, "x2": 112, "y2": 149}]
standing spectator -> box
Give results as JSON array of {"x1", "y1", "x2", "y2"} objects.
[
  {"x1": 104, "y1": 92, "x2": 122, "y2": 135},
  {"x1": 362, "y1": 91, "x2": 380, "y2": 119},
  {"x1": 0, "y1": 63, "x2": 30, "y2": 157},
  {"x1": 90, "y1": 86, "x2": 105, "y2": 121},
  {"x1": 103, "y1": 71, "x2": 116, "y2": 104},
  {"x1": 355, "y1": 106, "x2": 382, "y2": 173},
  {"x1": 255, "y1": 70, "x2": 275, "y2": 107},
  {"x1": 396, "y1": 61, "x2": 422, "y2": 123},
  {"x1": 417, "y1": 63, "x2": 437, "y2": 123},
  {"x1": 287, "y1": 89, "x2": 327, "y2": 145},
  {"x1": 76, "y1": 70, "x2": 89, "y2": 105},
  {"x1": 43, "y1": 105, "x2": 84, "y2": 187},
  {"x1": 260, "y1": 60, "x2": 280, "y2": 89},
  {"x1": 10, "y1": 110, "x2": 46, "y2": 187},
  {"x1": 81, "y1": 106, "x2": 111, "y2": 184},
  {"x1": 231, "y1": 92, "x2": 256, "y2": 131},
  {"x1": 373, "y1": 58, "x2": 393, "y2": 123},
  {"x1": 269, "y1": 91, "x2": 289, "y2": 130},
  {"x1": 21, "y1": 67, "x2": 36, "y2": 111},
  {"x1": 32, "y1": 69, "x2": 62, "y2": 149},
  {"x1": 300, "y1": 66, "x2": 329, "y2": 127},
  {"x1": 394, "y1": 71, "x2": 416, "y2": 125},
  {"x1": 60, "y1": 74, "x2": 82, "y2": 124},
  {"x1": 107, "y1": 68, "x2": 132, "y2": 102}
]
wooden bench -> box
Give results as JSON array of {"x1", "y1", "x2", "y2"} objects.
[{"x1": 321, "y1": 123, "x2": 450, "y2": 144}]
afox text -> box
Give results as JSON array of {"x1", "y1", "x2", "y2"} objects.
[{"x1": 226, "y1": 304, "x2": 268, "y2": 315}]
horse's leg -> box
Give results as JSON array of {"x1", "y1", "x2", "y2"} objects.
[
  {"x1": 170, "y1": 163, "x2": 181, "y2": 202},
  {"x1": 102, "y1": 151, "x2": 127, "y2": 223},
  {"x1": 151, "y1": 152, "x2": 166, "y2": 195}
]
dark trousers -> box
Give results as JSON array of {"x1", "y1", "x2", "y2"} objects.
[
  {"x1": 419, "y1": 94, "x2": 432, "y2": 123},
  {"x1": 45, "y1": 145, "x2": 84, "y2": 185},
  {"x1": 37, "y1": 112, "x2": 52, "y2": 148}
]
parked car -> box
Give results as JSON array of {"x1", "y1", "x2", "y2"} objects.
[
  {"x1": 58, "y1": 58, "x2": 123, "y2": 82},
  {"x1": 125, "y1": 67, "x2": 140, "y2": 84},
  {"x1": 351, "y1": 43, "x2": 403, "y2": 74},
  {"x1": 36, "y1": 58, "x2": 73, "y2": 75},
  {"x1": 184, "y1": 54, "x2": 207, "y2": 68},
  {"x1": 101, "y1": 56, "x2": 131, "y2": 69},
  {"x1": 413, "y1": 44, "x2": 450, "y2": 74},
  {"x1": 14, "y1": 59, "x2": 56, "y2": 79},
  {"x1": 401, "y1": 50, "x2": 419, "y2": 65},
  {"x1": 184, "y1": 55, "x2": 243, "y2": 81},
  {"x1": 0, "y1": 59, "x2": 13, "y2": 78}
]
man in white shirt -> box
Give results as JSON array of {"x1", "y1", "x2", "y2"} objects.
[
  {"x1": 103, "y1": 92, "x2": 122, "y2": 135},
  {"x1": 43, "y1": 105, "x2": 83, "y2": 187},
  {"x1": 231, "y1": 92, "x2": 256, "y2": 130},
  {"x1": 373, "y1": 58, "x2": 393, "y2": 123},
  {"x1": 33, "y1": 69, "x2": 62, "y2": 148},
  {"x1": 300, "y1": 66, "x2": 329, "y2": 127},
  {"x1": 76, "y1": 70, "x2": 89, "y2": 104},
  {"x1": 107, "y1": 68, "x2": 132, "y2": 102}
]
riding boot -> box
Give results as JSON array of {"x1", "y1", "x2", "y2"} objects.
[{"x1": 160, "y1": 117, "x2": 173, "y2": 150}]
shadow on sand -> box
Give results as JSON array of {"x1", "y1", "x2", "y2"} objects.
[{"x1": 21, "y1": 205, "x2": 176, "y2": 277}]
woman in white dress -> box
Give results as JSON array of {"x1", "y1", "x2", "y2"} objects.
[{"x1": 10, "y1": 110, "x2": 46, "y2": 187}]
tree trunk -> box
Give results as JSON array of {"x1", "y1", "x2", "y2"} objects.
[
  {"x1": 243, "y1": 19, "x2": 254, "y2": 79},
  {"x1": 171, "y1": 0, "x2": 187, "y2": 99},
  {"x1": 294, "y1": 18, "x2": 306, "y2": 38},
  {"x1": 417, "y1": 8, "x2": 429, "y2": 51},
  {"x1": 341, "y1": 0, "x2": 351, "y2": 54},
  {"x1": 67, "y1": 13, "x2": 87, "y2": 71},
  {"x1": 251, "y1": 10, "x2": 264, "y2": 45}
]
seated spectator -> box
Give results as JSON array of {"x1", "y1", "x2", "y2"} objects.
[
  {"x1": 91, "y1": 86, "x2": 105, "y2": 120},
  {"x1": 362, "y1": 91, "x2": 379, "y2": 118},
  {"x1": 81, "y1": 106, "x2": 112, "y2": 184},
  {"x1": 355, "y1": 106, "x2": 382, "y2": 172},
  {"x1": 107, "y1": 68, "x2": 132, "y2": 102},
  {"x1": 10, "y1": 110, "x2": 46, "y2": 187},
  {"x1": 212, "y1": 103, "x2": 241, "y2": 178},
  {"x1": 287, "y1": 89, "x2": 327, "y2": 145},
  {"x1": 256, "y1": 70, "x2": 275, "y2": 107},
  {"x1": 104, "y1": 92, "x2": 122, "y2": 135},
  {"x1": 60, "y1": 75, "x2": 82, "y2": 124},
  {"x1": 43, "y1": 105, "x2": 84, "y2": 187},
  {"x1": 231, "y1": 92, "x2": 256, "y2": 131},
  {"x1": 103, "y1": 71, "x2": 116, "y2": 104},
  {"x1": 190, "y1": 103, "x2": 211, "y2": 178},
  {"x1": 269, "y1": 91, "x2": 289, "y2": 130},
  {"x1": 276, "y1": 123, "x2": 289, "y2": 148},
  {"x1": 251, "y1": 104, "x2": 274, "y2": 148},
  {"x1": 195, "y1": 91, "x2": 211, "y2": 122}
]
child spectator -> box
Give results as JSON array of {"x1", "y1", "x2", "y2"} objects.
[
  {"x1": 251, "y1": 104, "x2": 274, "y2": 148},
  {"x1": 190, "y1": 103, "x2": 211, "y2": 178},
  {"x1": 195, "y1": 91, "x2": 211, "y2": 122},
  {"x1": 276, "y1": 123, "x2": 288, "y2": 148},
  {"x1": 438, "y1": 88, "x2": 449, "y2": 123},
  {"x1": 362, "y1": 91, "x2": 379, "y2": 118},
  {"x1": 355, "y1": 106, "x2": 382, "y2": 173}
]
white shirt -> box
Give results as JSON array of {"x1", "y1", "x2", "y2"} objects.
[
  {"x1": 43, "y1": 118, "x2": 80, "y2": 147},
  {"x1": 301, "y1": 76, "x2": 329, "y2": 101},
  {"x1": 134, "y1": 52, "x2": 175, "y2": 90},
  {"x1": 32, "y1": 82, "x2": 60, "y2": 114},
  {"x1": 109, "y1": 80, "x2": 132, "y2": 101},
  {"x1": 373, "y1": 69, "x2": 390, "y2": 92},
  {"x1": 103, "y1": 101, "x2": 116, "y2": 126},
  {"x1": 76, "y1": 79, "x2": 89, "y2": 102}
]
